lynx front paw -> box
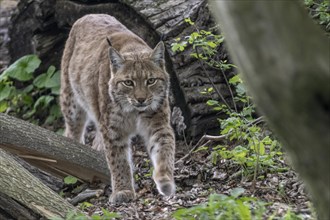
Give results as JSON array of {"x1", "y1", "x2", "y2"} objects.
[
  {"x1": 109, "y1": 190, "x2": 135, "y2": 204},
  {"x1": 155, "y1": 175, "x2": 175, "y2": 196}
]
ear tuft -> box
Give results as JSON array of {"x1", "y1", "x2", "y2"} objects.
[
  {"x1": 109, "y1": 47, "x2": 124, "y2": 73},
  {"x1": 151, "y1": 41, "x2": 165, "y2": 68}
]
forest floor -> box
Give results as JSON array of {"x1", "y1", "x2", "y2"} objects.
[{"x1": 60, "y1": 137, "x2": 314, "y2": 220}]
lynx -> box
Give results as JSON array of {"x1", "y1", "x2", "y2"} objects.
[{"x1": 60, "y1": 14, "x2": 175, "y2": 203}]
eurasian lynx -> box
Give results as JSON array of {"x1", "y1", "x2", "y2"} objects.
[{"x1": 60, "y1": 14, "x2": 175, "y2": 203}]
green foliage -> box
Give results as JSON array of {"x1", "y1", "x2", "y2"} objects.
[
  {"x1": 0, "y1": 55, "x2": 62, "y2": 128},
  {"x1": 64, "y1": 175, "x2": 78, "y2": 185},
  {"x1": 304, "y1": 0, "x2": 330, "y2": 32},
  {"x1": 173, "y1": 188, "x2": 266, "y2": 220},
  {"x1": 50, "y1": 208, "x2": 121, "y2": 220},
  {"x1": 172, "y1": 19, "x2": 285, "y2": 180}
]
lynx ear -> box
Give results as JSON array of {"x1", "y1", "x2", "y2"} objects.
[
  {"x1": 109, "y1": 47, "x2": 125, "y2": 73},
  {"x1": 151, "y1": 41, "x2": 165, "y2": 68}
]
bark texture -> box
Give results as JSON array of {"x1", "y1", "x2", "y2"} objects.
[
  {"x1": 0, "y1": 113, "x2": 110, "y2": 183},
  {"x1": 210, "y1": 1, "x2": 330, "y2": 219},
  {"x1": 8, "y1": 0, "x2": 235, "y2": 139},
  {"x1": 0, "y1": 148, "x2": 77, "y2": 218}
]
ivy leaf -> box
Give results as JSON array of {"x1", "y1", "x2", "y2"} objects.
[{"x1": 3, "y1": 55, "x2": 41, "y2": 81}]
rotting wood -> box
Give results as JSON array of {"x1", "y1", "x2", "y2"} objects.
[
  {"x1": 0, "y1": 149, "x2": 78, "y2": 218},
  {"x1": 0, "y1": 113, "x2": 110, "y2": 183}
]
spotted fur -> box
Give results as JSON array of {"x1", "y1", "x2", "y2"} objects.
[{"x1": 60, "y1": 14, "x2": 175, "y2": 203}]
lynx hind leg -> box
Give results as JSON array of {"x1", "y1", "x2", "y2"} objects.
[
  {"x1": 60, "y1": 90, "x2": 87, "y2": 144},
  {"x1": 148, "y1": 126, "x2": 176, "y2": 196}
]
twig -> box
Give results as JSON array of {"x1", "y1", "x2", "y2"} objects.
[
  {"x1": 209, "y1": 57, "x2": 238, "y2": 112},
  {"x1": 195, "y1": 47, "x2": 233, "y2": 112},
  {"x1": 176, "y1": 134, "x2": 227, "y2": 164},
  {"x1": 70, "y1": 189, "x2": 104, "y2": 205},
  {"x1": 18, "y1": 155, "x2": 57, "y2": 163}
]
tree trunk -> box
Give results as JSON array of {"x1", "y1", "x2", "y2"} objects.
[
  {"x1": 210, "y1": 1, "x2": 330, "y2": 219},
  {"x1": 0, "y1": 113, "x2": 110, "y2": 183},
  {"x1": 0, "y1": 148, "x2": 78, "y2": 218},
  {"x1": 8, "y1": 0, "x2": 235, "y2": 139}
]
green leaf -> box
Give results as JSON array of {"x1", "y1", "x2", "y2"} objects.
[
  {"x1": 258, "y1": 142, "x2": 265, "y2": 155},
  {"x1": 46, "y1": 65, "x2": 56, "y2": 76},
  {"x1": 91, "y1": 215, "x2": 101, "y2": 220},
  {"x1": 206, "y1": 100, "x2": 219, "y2": 106},
  {"x1": 33, "y1": 95, "x2": 54, "y2": 111},
  {"x1": 51, "y1": 86, "x2": 60, "y2": 95},
  {"x1": 236, "y1": 200, "x2": 251, "y2": 220},
  {"x1": 0, "y1": 84, "x2": 14, "y2": 101},
  {"x1": 21, "y1": 94, "x2": 33, "y2": 106},
  {"x1": 50, "y1": 104, "x2": 62, "y2": 117},
  {"x1": 236, "y1": 83, "x2": 246, "y2": 96},
  {"x1": 49, "y1": 217, "x2": 64, "y2": 220},
  {"x1": 0, "y1": 101, "x2": 8, "y2": 113},
  {"x1": 45, "y1": 70, "x2": 60, "y2": 88},
  {"x1": 230, "y1": 187, "x2": 245, "y2": 198},
  {"x1": 213, "y1": 106, "x2": 223, "y2": 111},
  {"x1": 229, "y1": 75, "x2": 242, "y2": 85},
  {"x1": 101, "y1": 208, "x2": 122, "y2": 218},
  {"x1": 33, "y1": 73, "x2": 48, "y2": 88},
  {"x1": 22, "y1": 84, "x2": 34, "y2": 93},
  {"x1": 80, "y1": 201, "x2": 94, "y2": 210},
  {"x1": 184, "y1": 17, "x2": 195, "y2": 25},
  {"x1": 207, "y1": 41, "x2": 217, "y2": 48},
  {"x1": 45, "y1": 115, "x2": 55, "y2": 125},
  {"x1": 2, "y1": 55, "x2": 41, "y2": 81},
  {"x1": 64, "y1": 175, "x2": 78, "y2": 185}
]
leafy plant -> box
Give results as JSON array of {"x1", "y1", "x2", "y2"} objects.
[
  {"x1": 172, "y1": 19, "x2": 285, "y2": 183},
  {"x1": 0, "y1": 54, "x2": 62, "y2": 129},
  {"x1": 304, "y1": 0, "x2": 330, "y2": 32},
  {"x1": 50, "y1": 208, "x2": 121, "y2": 220},
  {"x1": 173, "y1": 188, "x2": 266, "y2": 220},
  {"x1": 64, "y1": 175, "x2": 79, "y2": 185}
]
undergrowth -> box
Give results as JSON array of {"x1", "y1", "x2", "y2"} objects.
[
  {"x1": 170, "y1": 17, "x2": 303, "y2": 220},
  {"x1": 0, "y1": 55, "x2": 62, "y2": 132}
]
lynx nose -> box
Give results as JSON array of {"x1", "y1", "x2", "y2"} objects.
[{"x1": 137, "y1": 98, "x2": 146, "y2": 104}]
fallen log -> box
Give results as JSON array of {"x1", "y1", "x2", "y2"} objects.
[
  {"x1": 0, "y1": 113, "x2": 110, "y2": 183},
  {"x1": 0, "y1": 192, "x2": 39, "y2": 220},
  {"x1": 0, "y1": 148, "x2": 77, "y2": 218}
]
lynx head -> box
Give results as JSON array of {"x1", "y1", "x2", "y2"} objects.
[{"x1": 108, "y1": 42, "x2": 169, "y2": 112}]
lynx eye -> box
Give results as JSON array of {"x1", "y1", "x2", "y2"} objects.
[
  {"x1": 147, "y1": 78, "x2": 157, "y2": 85},
  {"x1": 122, "y1": 80, "x2": 134, "y2": 87}
]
